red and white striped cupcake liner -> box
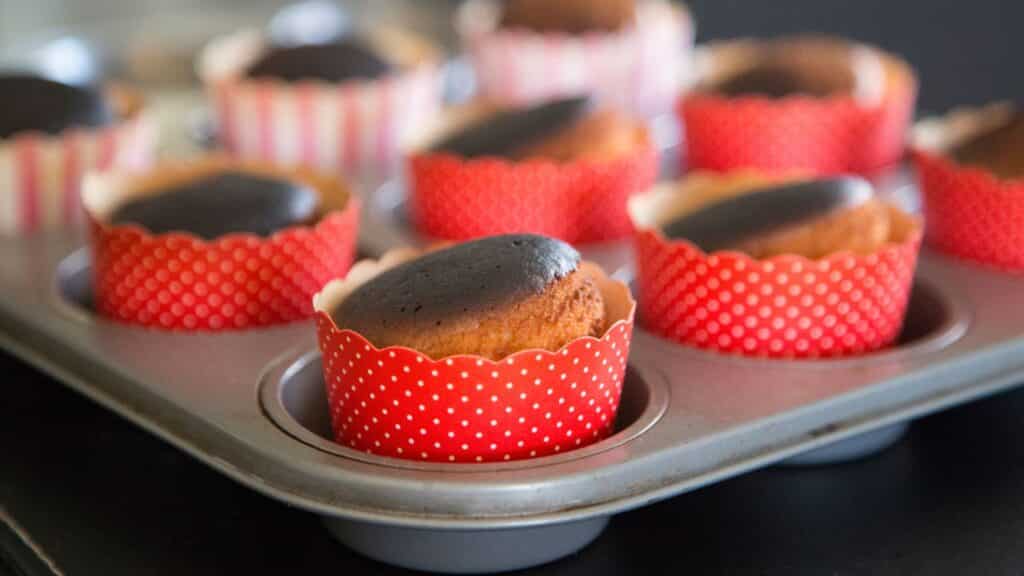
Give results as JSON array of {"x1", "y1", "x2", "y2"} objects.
[
  {"x1": 629, "y1": 175, "x2": 923, "y2": 359},
  {"x1": 456, "y1": 0, "x2": 693, "y2": 117},
  {"x1": 0, "y1": 88, "x2": 155, "y2": 235},
  {"x1": 198, "y1": 29, "x2": 443, "y2": 177},
  {"x1": 314, "y1": 249, "x2": 636, "y2": 463}
]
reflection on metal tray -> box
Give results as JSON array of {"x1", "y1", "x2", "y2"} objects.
[{"x1": 2, "y1": 227, "x2": 1024, "y2": 572}]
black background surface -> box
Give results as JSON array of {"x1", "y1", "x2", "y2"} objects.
[
  {"x1": 685, "y1": 0, "x2": 1019, "y2": 114},
  {"x1": 4, "y1": 1, "x2": 1024, "y2": 574}
]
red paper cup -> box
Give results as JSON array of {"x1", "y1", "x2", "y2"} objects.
[
  {"x1": 408, "y1": 106, "x2": 659, "y2": 244},
  {"x1": 681, "y1": 38, "x2": 917, "y2": 176},
  {"x1": 198, "y1": 28, "x2": 442, "y2": 176},
  {"x1": 313, "y1": 249, "x2": 636, "y2": 463},
  {"x1": 84, "y1": 158, "x2": 360, "y2": 331},
  {"x1": 629, "y1": 174, "x2": 922, "y2": 358},
  {"x1": 912, "y1": 103, "x2": 1024, "y2": 271},
  {"x1": 456, "y1": 0, "x2": 693, "y2": 116},
  {"x1": 0, "y1": 85, "x2": 155, "y2": 235}
]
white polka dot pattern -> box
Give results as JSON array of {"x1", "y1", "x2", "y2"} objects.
[
  {"x1": 316, "y1": 312, "x2": 634, "y2": 462},
  {"x1": 681, "y1": 79, "x2": 915, "y2": 175},
  {"x1": 92, "y1": 200, "x2": 359, "y2": 331},
  {"x1": 409, "y1": 146, "x2": 658, "y2": 244},
  {"x1": 914, "y1": 148, "x2": 1024, "y2": 272},
  {"x1": 633, "y1": 228, "x2": 921, "y2": 358}
]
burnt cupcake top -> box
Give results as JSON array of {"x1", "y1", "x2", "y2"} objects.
[
  {"x1": 714, "y1": 63, "x2": 855, "y2": 99},
  {"x1": 705, "y1": 39, "x2": 864, "y2": 99},
  {"x1": 332, "y1": 234, "x2": 580, "y2": 330},
  {"x1": 428, "y1": 96, "x2": 645, "y2": 162},
  {"x1": 949, "y1": 110, "x2": 1024, "y2": 179},
  {"x1": 109, "y1": 170, "x2": 319, "y2": 239},
  {"x1": 500, "y1": 0, "x2": 636, "y2": 33},
  {"x1": 662, "y1": 178, "x2": 874, "y2": 252},
  {"x1": 0, "y1": 74, "x2": 114, "y2": 139},
  {"x1": 244, "y1": 39, "x2": 393, "y2": 83},
  {"x1": 430, "y1": 97, "x2": 591, "y2": 158}
]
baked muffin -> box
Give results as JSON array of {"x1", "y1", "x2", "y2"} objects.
[
  {"x1": 411, "y1": 97, "x2": 657, "y2": 243},
  {"x1": 429, "y1": 97, "x2": 650, "y2": 163},
  {"x1": 629, "y1": 173, "x2": 923, "y2": 358},
  {"x1": 682, "y1": 36, "x2": 917, "y2": 175},
  {"x1": 84, "y1": 157, "x2": 360, "y2": 330},
  {"x1": 0, "y1": 72, "x2": 152, "y2": 235},
  {"x1": 501, "y1": 0, "x2": 636, "y2": 33},
  {"x1": 910, "y1": 103, "x2": 1024, "y2": 270},
  {"x1": 948, "y1": 110, "x2": 1024, "y2": 179},
  {"x1": 330, "y1": 234, "x2": 606, "y2": 360},
  {"x1": 198, "y1": 26, "x2": 440, "y2": 174},
  {"x1": 314, "y1": 236, "x2": 636, "y2": 462}
]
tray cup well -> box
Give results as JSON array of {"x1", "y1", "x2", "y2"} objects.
[
  {"x1": 778, "y1": 279, "x2": 967, "y2": 465},
  {"x1": 263, "y1": 353, "x2": 666, "y2": 573}
]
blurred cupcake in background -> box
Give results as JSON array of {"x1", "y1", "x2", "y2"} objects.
[
  {"x1": 681, "y1": 36, "x2": 916, "y2": 176},
  {"x1": 409, "y1": 96, "x2": 658, "y2": 244},
  {"x1": 912, "y1": 103, "x2": 1024, "y2": 271},
  {"x1": 629, "y1": 172, "x2": 922, "y2": 358},
  {"x1": 198, "y1": 23, "x2": 442, "y2": 178},
  {"x1": 84, "y1": 156, "x2": 360, "y2": 331},
  {"x1": 0, "y1": 73, "x2": 154, "y2": 235},
  {"x1": 456, "y1": 0, "x2": 693, "y2": 116}
]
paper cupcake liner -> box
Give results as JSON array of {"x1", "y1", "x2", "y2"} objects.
[
  {"x1": 911, "y1": 104, "x2": 1024, "y2": 271},
  {"x1": 456, "y1": 0, "x2": 693, "y2": 116},
  {"x1": 198, "y1": 28, "x2": 443, "y2": 176},
  {"x1": 314, "y1": 250, "x2": 636, "y2": 463},
  {"x1": 84, "y1": 159, "x2": 360, "y2": 331},
  {"x1": 681, "y1": 39, "x2": 917, "y2": 176},
  {"x1": 409, "y1": 144, "x2": 659, "y2": 244},
  {"x1": 629, "y1": 177, "x2": 922, "y2": 358},
  {"x1": 0, "y1": 87, "x2": 155, "y2": 235}
]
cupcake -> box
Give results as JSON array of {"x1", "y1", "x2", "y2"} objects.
[
  {"x1": 314, "y1": 234, "x2": 636, "y2": 462},
  {"x1": 198, "y1": 27, "x2": 441, "y2": 176},
  {"x1": 912, "y1": 103, "x2": 1024, "y2": 271},
  {"x1": 456, "y1": 0, "x2": 693, "y2": 116},
  {"x1": 629, "y1": 173, "x2": 922, "y2": 358},
  {"x1": 83, "y1": 157, "x2": 360, "y2": 330},
  {"x1": 0, "y1": 73, "x2": 153, "y2": 234},
  {"x1": 409, "y1": 96, "x2": 658, "y2": 244},
  {"x1": 681, "y1": 36, "x2": 916, "y2": 176}
]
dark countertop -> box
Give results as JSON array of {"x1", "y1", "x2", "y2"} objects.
[{"x1": 3, "y1": 349, "x2": 1024, "y2": 575}]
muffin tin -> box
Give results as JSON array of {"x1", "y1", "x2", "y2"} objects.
[{"x1": 7, "y1": 206, "x2": 1024, "y2": 572}]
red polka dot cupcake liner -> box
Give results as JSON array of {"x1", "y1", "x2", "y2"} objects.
[
  {"x1": 0, "y1": 85, "x2": 155, "y2": 235},
  {"x1": 628, "y1": 175, "x2": 922, "y2": 358},
  {"x1": 409, "y1": 140, "x2": 659, "y2": 245},
  {"x1": 84, "y1": 158, "x2": 360, "y2": 331},
  {"x1": 456, "y1": 0, "x2": 693, "y2": 116},
  {"x1": 198, "y1": 28, "x2": 442, "y2": 176},
  {"x1": 912, "y1": 103, "x2": 1024, "y2": 271},
  {"x1": 680, "y1": 38, "x2": 916, "y2": 176},
  {"x1": 313, "y1": 248, "x2": 636, "y2": 463}
]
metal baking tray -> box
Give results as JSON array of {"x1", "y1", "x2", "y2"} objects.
[{"x1": 4, "y1": 210, "x2": 1024, "y2": 573}]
